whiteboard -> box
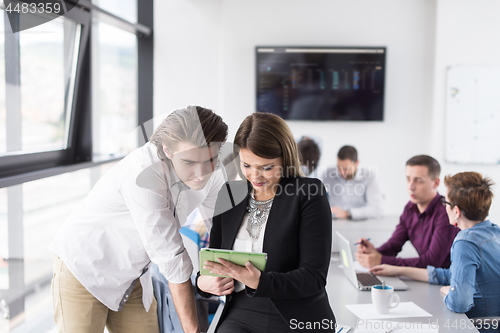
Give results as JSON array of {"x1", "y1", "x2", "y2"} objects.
[{"x1": 445, "y1": 66, "x2": 500, "y2": 164}]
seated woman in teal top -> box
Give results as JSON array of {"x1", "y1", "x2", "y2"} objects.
[{"x1": 371, "y1": 172, "x2": 499, "y2": 332}]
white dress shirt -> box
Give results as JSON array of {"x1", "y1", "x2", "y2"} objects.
[
  {"x1": 319, "y1": 165, "x2": 384, "y2": 220},
  {"x1": 232, "y1": 192, "x2": 272, "y2": 292},
  {"x1": 50, "y1": 143, "x2": 225, "y2": 311}
]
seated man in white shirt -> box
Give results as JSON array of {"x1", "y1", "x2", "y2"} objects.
[
  {"x1": 319, "y1": 145, "x2": 383, "y2": 220},
  {"x1": 50, "y1": 106, "x2": 229, "y2": 333}
]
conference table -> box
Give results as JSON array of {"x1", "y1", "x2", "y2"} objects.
[{"x1": 327, "y1": 216, "x2": 479, "y2": 332}]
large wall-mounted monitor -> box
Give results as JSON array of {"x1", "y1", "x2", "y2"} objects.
[{"x1": 256, "y1": 46, "x2": 386, "y2": 121}]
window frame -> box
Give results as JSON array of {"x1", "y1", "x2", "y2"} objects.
[{"x1": 0, "y1": 0, "x2": 153, "y2": 188}]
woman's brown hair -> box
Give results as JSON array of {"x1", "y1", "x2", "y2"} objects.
[
  {"x1": 150, "y1": 105, "x2": 228, "y2": 161},
  {"x1": 444, "y1": 172, "x2": 494, "y2": 222},
  {"x1": 234, "y1": 112, "x2": 304, "y2": 178}
]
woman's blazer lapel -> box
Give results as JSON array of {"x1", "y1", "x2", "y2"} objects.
[
  {"x1": 220, "y1": 181, "x2": 251, "y2": 250},
  {"x1": 261, "y1": 177, "x2": 289, "y2": 261}
]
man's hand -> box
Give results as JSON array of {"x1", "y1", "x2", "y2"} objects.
[
  {"x1": 203, "y1": 259, "x2": 261, "y2": 290},
  {"x1": 197, "y1": 276, "x2": 234, "y2": 296},
  {"x1": 356, "y1": 238, "x2": 376, "y2": 253},
  {"x1": 370, "y1": 264, "x2": 401, "y2": 276},
  {"x1": 440, "y1": 285, "x2": 451, "y2": 296},
  {"x1": 331, "y1": 206, "x2": 349, "y2": 219},
  {"x1": 355, "y1": 250, "x2": 382, "y2": 268}
]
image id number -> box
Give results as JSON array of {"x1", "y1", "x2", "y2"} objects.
[{"x1": 5, "y1": 2, "x2": 62, "y2": 14}]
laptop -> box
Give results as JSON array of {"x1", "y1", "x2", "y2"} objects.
[{"x1": 336, "y1": 231, "x2": 408, "y2": 291}]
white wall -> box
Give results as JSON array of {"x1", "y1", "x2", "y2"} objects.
[
  {"x1": 156, "y1": 0, "x2": 481, "y2": 217},
  {"x1": 220, "y1": 0, "x2": 437, "y2": 215},
  {"x1": 431, "y1": 0, "x2": 500, "y2": 223},
  {"x1": 154, "y1": 0, "x2": 224, "y2": 116}
]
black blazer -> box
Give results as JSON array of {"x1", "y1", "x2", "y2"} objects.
[{"x1": 197, "y1": 177, "x2": 336, "y2": 332}]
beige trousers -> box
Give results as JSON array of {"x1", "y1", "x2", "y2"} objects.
[{"x1": 52, "y1": 256, "x2": 160, "y2": 333}]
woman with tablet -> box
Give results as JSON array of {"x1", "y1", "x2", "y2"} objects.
[
  {"x1": 196, "y1": 112, "x2": 336, "y2": 332},
  {"x1": 370, "y1": 172, "x2": 500, "y2": 333}
]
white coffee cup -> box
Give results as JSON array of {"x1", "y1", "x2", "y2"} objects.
[{"x1": 371, "y1": 285, "x2": 400, "y2": 314}]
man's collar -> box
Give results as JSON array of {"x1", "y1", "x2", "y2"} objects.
[
  {"x1": 412, "y1": 192, "x2": 441, "y2": 215},
  {"x1": 353, "y1": 166, "x2": 364, "y2": 181},
  {"x1": 164, "y1": 160, "x2": 190, "y2": 192},
  {"x1": 342, "y1": 166, "x2": 363, "y2": 181}
]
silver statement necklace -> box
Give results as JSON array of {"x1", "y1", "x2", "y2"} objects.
[{"x1": 246, "y1": 194, "x2": 274, "y2": 241}]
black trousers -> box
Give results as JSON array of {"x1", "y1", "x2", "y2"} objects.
[{"x1": 216, "y1": 292, "x2": 292, "y2": 333}]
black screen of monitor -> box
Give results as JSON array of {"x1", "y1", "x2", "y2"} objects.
[{"x1": 256, "y1": 47, "x2": 386, "y2": 121}]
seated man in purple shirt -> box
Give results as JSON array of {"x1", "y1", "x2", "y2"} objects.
[{"x1": 355, "y1": 155, "x2": 459, "y2": 268}]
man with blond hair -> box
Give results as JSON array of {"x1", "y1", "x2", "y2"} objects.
[{"x1": 50, "y1": 106, "x2": 228, "y2": 333}]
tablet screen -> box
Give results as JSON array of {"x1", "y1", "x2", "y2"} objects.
[{"x1": 199, "y1": 248, "x2": 267, "y2": 277}]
